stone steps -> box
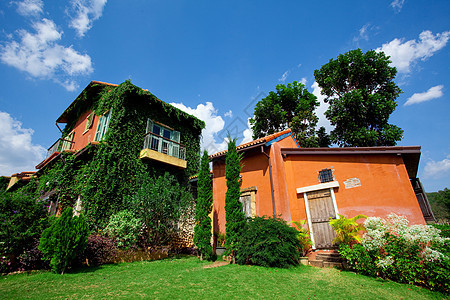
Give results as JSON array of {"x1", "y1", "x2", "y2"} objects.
[{"x1": 307, "y1": 250, "x2": 343, "y2": 268}]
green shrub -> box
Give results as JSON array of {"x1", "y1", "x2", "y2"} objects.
[
  {"x1": 39, "y1": 207, "x2": 89, "y2": 274},
  {"x1": 235, "y1": 216, "x2": 301, "y2": 268},
  {"x1": 339, "y1": 213, "x2": 450, "y2": 293},
  {"x1": 105, "y1": 210, "x2": 141, "y2": 247},
  {"x1": 0, "y1": 190, "x2": 48, "y2": 258},
  {"x1": 132, "y1": 172, "x2": 192, "y2": 245}
]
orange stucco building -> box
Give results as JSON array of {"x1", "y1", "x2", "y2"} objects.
[{"x1": 210, "y1": 129, "x2": 434, "y2": 249}]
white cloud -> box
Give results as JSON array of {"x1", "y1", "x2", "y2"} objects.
[
  {"x1": 354, "y1": 23, "x2": 370, "y2": 43},
  {"x1": 405, "y1": 85, "x2": 444, "y2": 106},
  {"x1": 390, "y1": 0, "x2": 405, "y2": 12},
  {"x1": 0, "y1": 111, "x2": 46, "y2": 176},
  {"x1": 16, "y1": 0, "x2": 43, "y2": 16},
  {"x1": 311, "y1": 81, "x2": 333, "y2": 132},
  {"x1": 68, "y1": 0, "x2": 107, "y2": 37},
  {"x1": 169, "y1": 102, "x2": 228, "y2": 154},
  {"x1": 241, "y1": 118, "x2": 253, "y2": 144},
  {"x1": 278, "y1": 70, "x2": 290, "y2": 83},
  {"x1": 224, "y1": 110, "x2": 233, "y2": 118},
  {"x1": 424, "y1": 155, "x2": 450, "y2": 178},
  {"x1": 376, "y1": 30, "x2": 450, "y2": 73},
  {"x1": 0, "y1": 18, "x2": 93, "y2": 91},
  {"x1": 300, "y1": 77, "x2": 307, "y2": 85}
]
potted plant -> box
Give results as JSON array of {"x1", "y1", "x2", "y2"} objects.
[{"x1": 215, "y1": 232, "x2": 226, "y2": 256}]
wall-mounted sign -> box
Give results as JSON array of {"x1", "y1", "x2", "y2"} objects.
[{"x1": 344, "y1": 177, "x2": 361, "y2": 189}]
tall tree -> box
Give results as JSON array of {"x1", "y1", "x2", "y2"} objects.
[
  {"x1": 314, "y1": 49, "x2": 403, "y2": 147},
  {"x1": 250, "y1": 81, "x2": 326, "y2": 148},
  {"x1": 194, "y1": 150, "x2": 214, "y2": 261},
  {"x1": 224, "y1": 137, "x2": 246, "y2": 260}
]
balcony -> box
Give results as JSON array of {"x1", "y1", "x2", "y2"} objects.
[
  {"x1": 140, "y1": 132, "x2": 187, "y2": 169},
  {"x1": 46, "y1": 137, "x2": 74, "y2": 158},
  {"x1": 36, "y1": 137, "x2": 75, "y2": 170}
]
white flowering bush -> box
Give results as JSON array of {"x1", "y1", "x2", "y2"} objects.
[{"x1": 339, "y1": 213, "x2": 450, "y2": 294}]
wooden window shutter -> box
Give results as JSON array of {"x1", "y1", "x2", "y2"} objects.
[
  {"x1": 84, "y1": 112, "x2": 95, "y2": 132},
  {"x1": 411, "y1": 178, "x2": 436, "y2": 222}
]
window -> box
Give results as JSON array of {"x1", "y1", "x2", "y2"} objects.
[
  {"x1": 319, "y1": 168, "x2": 334, "y2": 183},
  {"x1": 60, "y1": 131, "x2": 74, "y2": 151},
  {"x1": 239, "y1": 186, "x2": 257, "y2": 218},
  {"x1": 144, "y1": 119, "x2": 184, "y2": 159},
  {"x1": 94, "y1": 109, "x2": 112, "y2": 141},
  {"x1": 84, "y1": 112, "x2": 95, "y2": 132}
]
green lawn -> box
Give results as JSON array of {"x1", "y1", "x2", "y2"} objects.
[{"x1": 0, "y1": 256, "x2": 446, "y2": 299}]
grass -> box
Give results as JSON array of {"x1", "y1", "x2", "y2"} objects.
[{"x1": 0, "y1": 256, "x2": 446, "y2": 299}]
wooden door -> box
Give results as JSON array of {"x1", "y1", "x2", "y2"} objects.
[{"x1": 307, "y1": 189, "x2": 337, "y2": 249}]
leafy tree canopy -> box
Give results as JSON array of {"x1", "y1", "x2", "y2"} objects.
[
  {"x1": 250, "y1": 81, "x2": 327, "y2": 148},
  {"x1": 314, "y1": 49, "x2": 403, "y2": 147},
  {"x1": 427, "y1": 188, "x2": 450, "y2": 223}
]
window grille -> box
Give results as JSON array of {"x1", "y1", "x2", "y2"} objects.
[{"x1": 319, "y1": 168, "x2": 334, "y2": 183}]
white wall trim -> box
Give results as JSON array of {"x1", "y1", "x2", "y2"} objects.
[
  {"x1": 296, "y1": 181, "x2": 339, "y2": 194},
  {"x1": 303, "y1": 193, "x2": 316, "y2": 250}
]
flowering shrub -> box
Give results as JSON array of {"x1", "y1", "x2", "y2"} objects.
[
  {"x1": 0, "y1": 256, "x2": 12, "y2": 274},
  {"x1": 339, "y1": 213, "x2": 450, "y2": 293}
]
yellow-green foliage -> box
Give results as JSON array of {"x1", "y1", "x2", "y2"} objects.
[
  {"x1": 289, "y1": 220, "x2": 313, "y2": 256},
  {"x1": 329, "y1": 214, "x2": 367, "y2": 246}
]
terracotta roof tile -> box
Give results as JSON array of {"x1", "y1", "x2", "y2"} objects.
[{"x1": 209, "y1": 128, "x2": 294, "y2": 159}]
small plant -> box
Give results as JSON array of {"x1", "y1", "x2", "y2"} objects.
[
  {"x1": 329, "y1": 214, "x2": 367, "y2": 246},
  {"x1": 216, "y1": 232, "x2": 226, "y2": 247},
  {"x1": 105, "y1": 210, "x2": 141, "y2": 248},
  {"x1": 39, "y1": 207, "x2": 89, "y2": 274},
  {"x1": 289, "y1": 220, "x2": 312, "y2": 256},
  {"x1": 235, "y1": 216, "x2": 301, "y2": 268}
]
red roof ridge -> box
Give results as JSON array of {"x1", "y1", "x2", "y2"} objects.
[{"x1": 209, "y1": 128, "x2": 293, "y2": 159}]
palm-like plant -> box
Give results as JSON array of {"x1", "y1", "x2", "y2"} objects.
[
  {"x1": 329, "y1": 214, "x2": 367, "y2": 246},
  {"x1": 290, "y1": 220, "x2": 313, "y2": 256}
]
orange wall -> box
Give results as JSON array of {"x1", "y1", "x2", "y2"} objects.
[
  {"x1": 212, "y1": 135, "x2": 300, "y2": 234},
  {"x1": 283, "y1": 154, "x2": 425, "y2": 225},
  {"x1": 212, "y1": 150, "x2": 272, "y2": 234},
  {"x1": 66, "y1": 110, "x2": 100, "y2": 151}
]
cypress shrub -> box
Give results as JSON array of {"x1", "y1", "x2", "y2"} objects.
[
  {"x1": 39, "y1": 207, "x2": 89, "y2": 274},
  {"x1": 224, "y1": 138, "x2": 246, "y2": 257},
  {"x1": 194, "y1": 150, "x2": 215, "y2": 260}
]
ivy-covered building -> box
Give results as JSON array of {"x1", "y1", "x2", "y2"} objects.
[{"x1": 17, "y1": 80, "x2": 204, "y2": 226}]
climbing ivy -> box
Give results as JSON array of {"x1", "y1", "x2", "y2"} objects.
[{"x1": 26, "y1": 80, "x2": 205, "y2": 229}]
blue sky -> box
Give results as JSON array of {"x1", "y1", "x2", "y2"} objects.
[{"x1": 0, "y1": 0, "x2": 449, "y2": 192}]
